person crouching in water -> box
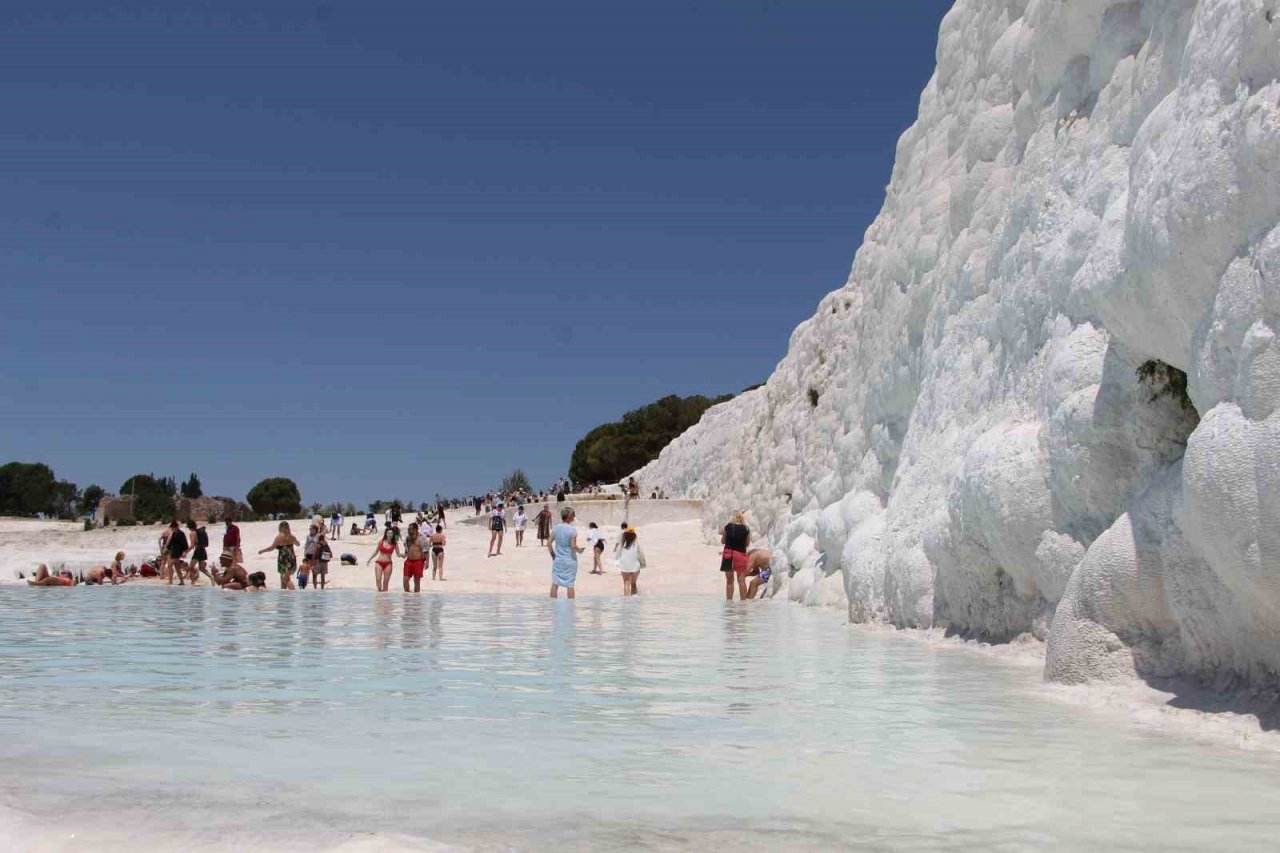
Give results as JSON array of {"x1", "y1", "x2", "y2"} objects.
[
  {"x1": 84, "y1": 552, "x2": 128, "y2": 585},
  {"x1": 402, "y1": 522, "x2": 426, "y2": 593},
  {"x1": 745, "y1": 549, "x2": 772, "y2": 599},
  {"x1": 616, "y1": 527, "x2": 645, "y2": 596}
]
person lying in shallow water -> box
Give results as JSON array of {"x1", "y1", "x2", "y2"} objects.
[{"x1": 26, "y1": 564, "x2": 77, "y2": 587}]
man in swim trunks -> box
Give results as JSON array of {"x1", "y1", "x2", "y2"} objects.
[
  {"x1": 27, "y1": 564, "x2": 77, "y2": 586},
  {"x1": 745, "y1": 549, "x2": 773, "y2": 599},
  {"x1": 402, "y1": 522, "x2": 426, "y2": 593},
  {"x1": 84, "y1": 566, "x2": 115, "y2": 585}
]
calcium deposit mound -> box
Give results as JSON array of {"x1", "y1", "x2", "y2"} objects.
[{"x1": 635, "y1": 0, "x2": 1280, "y2": 694}]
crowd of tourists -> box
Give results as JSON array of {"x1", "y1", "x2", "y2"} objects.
[{"x1": 22, "y1": 475, "x2": 774, "y2": 600}]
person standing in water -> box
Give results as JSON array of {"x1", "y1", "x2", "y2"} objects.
[
  {"x1": 585, "y1": 522, "x2": 605, "y2": 574},
  {"x1": 430, "y1": 524, "x2": 447, "y2": 580},
  {"x1": 313, "y1": 527, "x2": 331, "y2": 589},
  {"x1": 745, "y1": 549, "x2": 773, "y2": 599},
  {"x1": 223, "y1": 515, "x2": 243, "y2": 568},
  {"x1": 488, "y1": 504, "x2": 506, "y2": 557},
  {"x1": 299, "y1": 522, "x2": 324, "y2": 589},
  {"x1": 612, "y1": 522, "x2": 639, "y2": 594},
  {"x1": 616, "y1": 527, "x2": 645, "y2": 596},
  {"x1": 367, "y1": 526, "x2": 401, "y2": 592},
  {"x1": 188, "y1": 520, "x2": 210, "y2": 584},
  {"x1": 720, "y1": 511, "x2": 751, "y2": 600},
  {"x1": 548, "y1": 506, "x2": 584, "y2": 599},
  {"x1": 164, "y1": 520, "x2": 190, "y2": 586},
  {"x1": 513, "y1": 505, "x2": 528, "y2": 547},
  {"x1": 258, "y1": 521, "x2": 300, "y2": 590},
  {"x1": 535, "y1": 503, "x2": 553, "y2": 547},
  {"x1": 403, "y1": 522, "x2": 426, "y2": 593}
]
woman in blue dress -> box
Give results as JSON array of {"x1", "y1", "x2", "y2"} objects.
[{"x1": 548, "y1": 506, "x2": 584, "y2": 599}]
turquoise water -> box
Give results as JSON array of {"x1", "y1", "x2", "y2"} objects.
[{"x1": 2, "y1": 588, "x2": 1279, "y2": 851}]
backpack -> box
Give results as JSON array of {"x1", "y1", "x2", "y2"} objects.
[{"x1": 196, "y1": 528, "x2": 209, "y2": 549}]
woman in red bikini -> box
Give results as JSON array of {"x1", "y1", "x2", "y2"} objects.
[{"x1": 366, "y1": 527, "x2": 402, "y2": 592}]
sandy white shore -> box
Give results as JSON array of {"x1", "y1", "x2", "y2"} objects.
[{"x1": 0, "y1": 504, "x2": 724, "y2": 597}]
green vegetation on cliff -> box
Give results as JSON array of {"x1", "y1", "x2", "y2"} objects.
[{"x1": 569, "y1": 393, "x2": 734, "y2": 485}]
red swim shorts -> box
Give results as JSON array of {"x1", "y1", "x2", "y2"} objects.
[
  {"x1": 404, "y1": 559, "x2": 425, "y2": 580},
  {"x1": 722, "y1": 549, "x2": 750, "y2": 575}
]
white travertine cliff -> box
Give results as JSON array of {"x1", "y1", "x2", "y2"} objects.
[{"x1": 635, "y1": 0, "x2": 1280, "y2": 692}]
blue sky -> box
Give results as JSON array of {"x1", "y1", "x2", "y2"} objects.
[{"x1": 0, "y1": 0, "x2": 952, "y2": 507}]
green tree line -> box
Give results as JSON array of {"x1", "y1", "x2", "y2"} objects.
[{"x1": 569, "y1": 392, "x2": 735, "y2": 485}]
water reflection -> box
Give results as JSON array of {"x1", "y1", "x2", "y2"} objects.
[{"x1": 1, "y1": 589, "x2": 1280, "y2": 852}]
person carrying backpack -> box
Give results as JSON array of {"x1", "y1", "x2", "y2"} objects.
[{"x1": 190, "y1": 522, "x2": 211, "y2": 583}]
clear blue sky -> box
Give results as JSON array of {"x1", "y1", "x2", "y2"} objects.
[{"x1": 0, "y1": 0, "x2": 952, "y2": 507}]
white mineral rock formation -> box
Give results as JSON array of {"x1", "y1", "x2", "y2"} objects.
[{"x1": 635, "y1": 0, "x2": 1280, "y2": 692}]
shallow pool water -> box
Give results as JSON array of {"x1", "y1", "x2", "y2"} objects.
[{"x1": 1, "y1": 587, "x2": 1278, "y2": 851}]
